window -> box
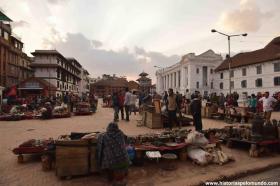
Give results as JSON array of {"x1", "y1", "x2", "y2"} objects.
[
  {"x1": 57, "y1": 81, "x2": 59, "y2": 88},
  {"x1": 211, "y1": 82, "x2": 213, "y2": 89},
  {"x1": 255, "y1": 78, "x2": 262, "y2": 87},
  {"x1": 242, "y1": 68, "x2": 246, "y2": 76},
  {"x1": 210, "y1": 69, "x2": 213, "y2": 74},
  {"x1": 241, "y1": 80, "x2": 247, "y2": 88},
  {"x1": 220, "y1": 83, "x2": 223, "y2": 89},
  {"x1": 4, "y1": 31, "x2": 9, "y2": 40},
  {"x1": 274, "y1": 63, "x2": 280, "y2": 72},
  {"x1": 230, "y1": 70, "x2": 234, "y2": 78},
  {"x1": 196, "y1": 68, "x2": 199, "y2": 74},
  {"x1": 196, "y1": 82, "x2": 199, "y2": 89},
  {"x1": 230, "y1": 81, "x2": 234, "y2": 89},
  {"x1": 274, "y1": 77, "x2": 280, "y2": 86},
  {"x1": 220, "y1": 73, "x2": 223, "y2": 79},
  {"x1": 256, "y1": 65, "x2": 262, "y2": 74}
]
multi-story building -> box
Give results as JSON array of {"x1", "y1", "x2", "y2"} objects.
[
  {"x1": 78, "y1": 68, "x2": 90, "y2": 96},
  {"x1": 156, "y1": 50, "x2": 223, "y2": 95},
  {"x1": 31, "y1": 50, "x2": 82, "y2": 96},
  {"x1": 215, "y1": 36, "x2": 280, "y2": 96},
  {"x1": 0, "y1": 12, "x2": 33, "y2": 88}
]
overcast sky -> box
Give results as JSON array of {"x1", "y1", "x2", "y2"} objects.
[{"x1": 1, "y1": 0, "x2": 280, "y2": 82}]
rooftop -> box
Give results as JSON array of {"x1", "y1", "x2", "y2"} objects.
[
  {"x1": 0, "y1": 11, "x2": 12, "y2": 22},
  {"x1": 215, "y1": 36, "x2": 280, "y2": 72}
]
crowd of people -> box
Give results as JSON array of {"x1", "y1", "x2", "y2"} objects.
[
  {"x1": 111, "y1": 88, "x2": 143, "y2": 122},
  {"x1": 161, "y1": 89, "x2": 280, "y2": 131}
]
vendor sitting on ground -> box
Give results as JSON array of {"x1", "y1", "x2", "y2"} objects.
[
  {"x1": 97, "y1": 122, "x2": 129, "y2": 183},
  {"x1": 41, "y1": 102, "x2": 53, "y2": 119}
]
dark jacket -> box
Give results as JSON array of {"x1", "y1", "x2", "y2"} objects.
[
  {"x1": 112, "y1": 94, "x2": 119, "y2": 107},
  {"x1": 190, "y1": 98, "x2": 201, "y2": 115}
]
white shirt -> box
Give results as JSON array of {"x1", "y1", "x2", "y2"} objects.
[
  {"x1": 124, "y1": 91, "x2": 132, "y2": 106},
  {"x1": 130, "y1": 94, "x2": 137, "y2": 105},
  {"x1": 185, "y1": 92, "x2": 191, "y2": 100},
  {"x1": 259, "y1": 96, "x2": 277, "y2": 112}
]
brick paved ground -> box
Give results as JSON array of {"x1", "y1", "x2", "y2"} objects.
[{"x1": 0, "y1": 102, "x2": 279, "y2": 186}]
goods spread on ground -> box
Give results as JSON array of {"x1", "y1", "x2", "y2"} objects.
[
  {"x1": 199, "y1": 103, "x2": 259, "y2": 124},
  {"x1": 203, "y1": 116, "x2": 280, "y2": 157},
  {"x1": 0, "y1": 102, "x2": 94, "y2": 121},
  {"x1": 11, "y1": 129, "x2": 234, "y2": 180}
]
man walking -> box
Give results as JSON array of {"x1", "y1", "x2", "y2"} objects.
[
  {"x1": 190, "y1": 93, "x2": 202, "y2": 131},
  {"x1": 259, "y1": 92, "x2": 277, "y2": 123},
  {"x1": 167, "y1": 88, "x2": 178, "y2": 129},
  {"x1": 118, "y1": 90, "x2": 125, "y2": 120},
  {"x1": 124, "y1": 87, "x2": 131, "y2": 121},
  {"x1": 185, "y1": 89, "x2": 191, "y2": 103},
  {"x1": 112, "y1": 92, "x2": 119, "y2": 122}
]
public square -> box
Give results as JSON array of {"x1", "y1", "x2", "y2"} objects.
[{"x1": 1, "y1": 101, "x2": 280, "y2": 186}]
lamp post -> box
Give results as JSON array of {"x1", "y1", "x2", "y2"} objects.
[{"x1": 211, "y1": 29, "x2": 247, "y2": 95}]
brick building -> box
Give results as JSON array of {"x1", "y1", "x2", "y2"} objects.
[
  {"x1": 0, "y1": 11, "x2": 33, "y2": 88},
  {"x1": 90, "y1": 77, "x2": 128, "y2": 97}
]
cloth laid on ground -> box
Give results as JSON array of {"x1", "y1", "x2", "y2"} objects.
[
  {"x1": 97, "y1": 122, "x2": 129, "y2": 170},
  {"x1": 186, "y1": 131, "x2": 234, "y2": 165}
]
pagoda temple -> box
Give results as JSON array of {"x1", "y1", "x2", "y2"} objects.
[{"x1": 136, "y1": 72, "x2": 152, "y2": 92}]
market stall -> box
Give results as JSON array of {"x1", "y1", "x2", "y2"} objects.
[
  {"x1": 74, "y1": 102, "x2": 92, "y2": 115},
  {"x1": 12, "y1": 126, "x2": 234, "y2": 182},
  {"x1": 204, "y1": 116, "x2": 280, "y2": 157},
  {"x1": 140, "y1": 100, "x2": 193, "y2": 129}
]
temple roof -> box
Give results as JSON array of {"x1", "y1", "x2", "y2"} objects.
[{"x1": 139, "y1": 71, "x2": 148, "y2": 77}]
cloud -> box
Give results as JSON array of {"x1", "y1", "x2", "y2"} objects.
[
  {"x1": 91, "y1": 40, "x2": 102, "y2": 48},
  {"x1": 11, "y1": 20, "x2": 30, "y2": 28},
  {"x1": 218, "y1": 0, "x2": 274, "y2": 32},
  {"x1": 43, "y1": 32, "x2": 180, "y2": 82},
  {"x1": 47, "y1": 0, "x2": 68, "y2": 5}
]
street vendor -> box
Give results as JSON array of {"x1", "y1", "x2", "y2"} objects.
[
  {"x1": 41, "y1": 102, "x2": 53, "y2": 119},
  {"x1": 190, "y1": 93, "x2": 203, "y2": 131},
  {"x1": 97, "y1": 122, "x2": 129, "y2": 183},
  {"x1": 167, "y1": 88, "x2": 179, "y2": 129},
  {"x1": 259, "y1": 92, "x2": 277, "y2": 123}
]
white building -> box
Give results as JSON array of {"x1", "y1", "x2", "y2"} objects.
[
  {"x1": 31, "y1": 50, "x2": 82, "y2": 96},
  {"x1": 78, "y1": 68, "x2": 90, "y2": 97},
  {"x1": 215, "y1": 36, "x2": 280, "y2": 96},
  {"x1": 156, "y1": 50, "x2": 223, "y2": 95}
]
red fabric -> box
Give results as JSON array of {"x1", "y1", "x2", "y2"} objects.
[
  {"x1": 7, "y1": 85, "x2": 17, "y2": 97},
  {"x1": 134, "y1": 142, "x2": 188, "y2": 151},
  {"x1": 118, "y1": 95, "x2": 125, "y2": 107}
]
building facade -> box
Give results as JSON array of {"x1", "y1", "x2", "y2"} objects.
[
  {"x1": 156, "y1": 50, "x2": 223, "y2": 95},
  {"x1": 215, "y1": 37, "x2": 280, "y2": 96},
  {"x1": 90, "y1": 77, "x2": 128, "y2": 97},
  {"x1": 0, "y1": 14, "x2": 33, "y2": 88},
  {"x1": 78, "y1": 68, "x2": 90, "y2": 96},
  {"x1": 31, "y1": 50, "x2": 82, "y2": 96}
]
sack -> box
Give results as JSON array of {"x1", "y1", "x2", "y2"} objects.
[
  {"x1": 185, "y1": 131, "x2": 208, "y2": 147},
  {"x1": 187, "y1": 147, "x2": 212, "y2": 165}
]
